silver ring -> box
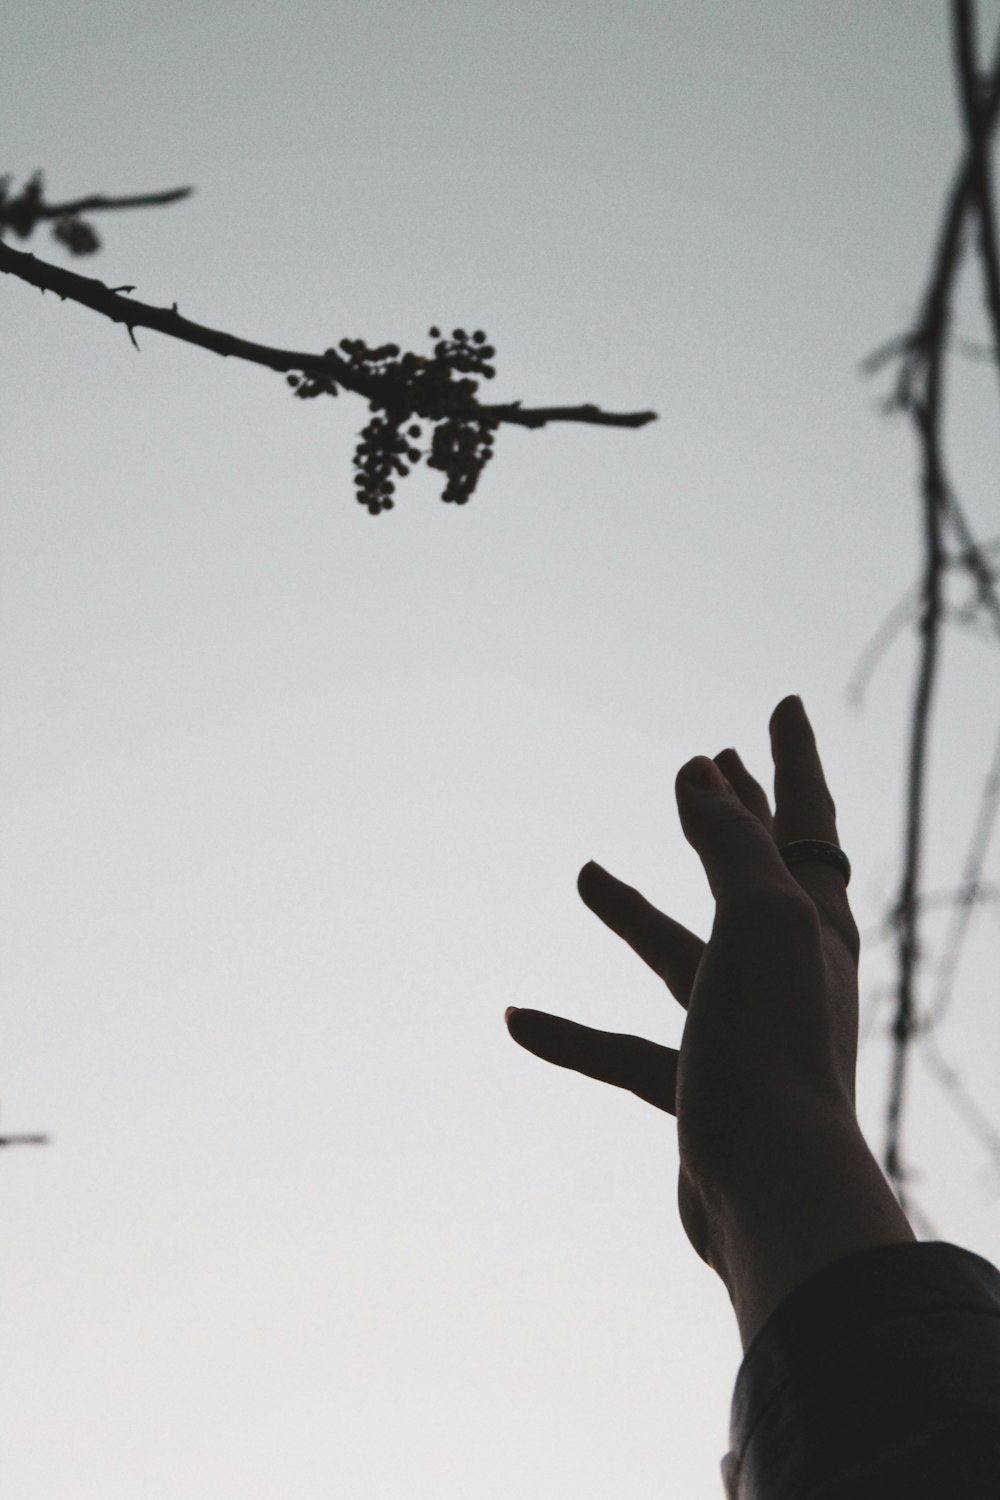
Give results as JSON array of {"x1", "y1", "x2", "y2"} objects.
[{"x1": 778, "y1": 839, "x2": 851, "y2": 887}]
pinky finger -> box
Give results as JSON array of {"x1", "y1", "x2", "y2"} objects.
[{"x1": 505, "y1": 1007, "x2": 678, "y2": 1115}]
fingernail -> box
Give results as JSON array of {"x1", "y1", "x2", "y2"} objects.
[
  {"x1": 504, "y1": 1006, "x2": 518, "y2": 1023},
  {"x1": 681, "y1": 756, "x2": 730, "y2": 791}
]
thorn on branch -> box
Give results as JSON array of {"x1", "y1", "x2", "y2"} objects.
[{"x1": 0, "y1": 199, "x2": 657, "y2": 513}]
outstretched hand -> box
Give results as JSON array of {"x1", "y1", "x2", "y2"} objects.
[{"x1": 505, "y1": 697, "x2": 911, "y2": 1339}]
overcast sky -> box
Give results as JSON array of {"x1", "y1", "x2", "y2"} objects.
[{"x1": 5, "y1": 3, "x2": 1000, "y2": 1496}]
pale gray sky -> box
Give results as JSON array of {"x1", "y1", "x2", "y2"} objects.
[{"x1": 4, "y1": 3, "x2": 1000, "y2": 1496}]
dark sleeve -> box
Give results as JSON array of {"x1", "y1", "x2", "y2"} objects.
[{"x1": 720, "y1": 1240, "x2": 1000, "y2": 1499}]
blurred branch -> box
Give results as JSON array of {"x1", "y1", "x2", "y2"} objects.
[
  {"x1": 0, "y1": 1102, "x2": 51, "y2": 1149},
  {"x1": 955, "y1": 0, "x2": 1000, "y2": 402},
  {"x1": 918, "y1": 720, "x2": 1000, "y2": 1036},
  {"x1": 879, "y1": 307, "x2": 949, "y2": 1213},
  {"x1": 857, "y1": 0, "x2": 1000, "y2": 1214},
  {"x1": 919, "y1": 1028, "x2": 1000, "y2": 1177},
  {"x1": 859, "y1": 14, "x2": 1000, "y2": 408},
  {"x1": 0, "y1": 172, "x2": 657, "y2": 512},
  {"x1": 845, "y1": 582, "x2": 922, "y2": 707},
  {"x1": 0, "y1": 170, "x2": 193, "y2": 256}
]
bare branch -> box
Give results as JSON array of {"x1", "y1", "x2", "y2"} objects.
[
  {"x1": 940, "y1": 496, "x2": 1000, "y2": 646},
  {"x1": 0, "y1": 231, "x2": 656, "y2": 511},
  {"x1": 0, "y1": 236, "x2": 654, "y2": 426},
  {"x1": 0, "y1": 171, "x2": 193, "y2": 257},
  {"x1": 881, "y1": 358, "x2": 949, "y2": 1211},
  {"x1": 860, "y1": 14, "x2": 1000, "y2": 408},
  {"x1": 13, "y1": 185, "x2": 193, "y2": 223},
  {"x1": 860, "y1": 882, "x2": 1000, "y2": 951},
  {"x1": 919, "y1": 718, "x2": 1000, "y2": 1032},
  {"x1": 919, "y1": 1028, "x2": 1000, "y2": 1176},
  {"x1": 861, "y1": 4, "x2": 1000, "y2": 1213},
  {"x1": 845, "y1": 582, "x2": 922, "y2": 708},
  {"x1": 954, "y1": 0, "x2": 1000, "y2": 401}
]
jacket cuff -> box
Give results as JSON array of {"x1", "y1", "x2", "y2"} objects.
[{"x1": 722, "y1": 1240, "x2": 1000, "y2": 1498}]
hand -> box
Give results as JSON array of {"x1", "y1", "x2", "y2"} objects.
[{"x1": 506, "y1": 696, "x2": 912, "y2": 1343}]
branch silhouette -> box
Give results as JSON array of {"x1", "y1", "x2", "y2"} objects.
[
  {"x1": 0, "y1": 1102, "x2": 50, "y2": 1150},
  {"x1": 0, "y1": 169, "x2": 193, "y2": 255},
  {"x1": 857, "y1": 0, "x2": 1000, "y2": 1222},
  {"x1": 0, "y1": 172, "x2": 657, "y2": 514}
]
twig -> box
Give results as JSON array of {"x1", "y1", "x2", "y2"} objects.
[
  {"x1": 955, "y1": 0, "x2": 1000, "y2": 407},
  {"x1": 861, "y1": 3, "x2": 1000, "y2": 1213},
  {"x1": 845, "y1": 582, "x2": 922, "y2": 707},
  {"x1": 0, "y1": 173, "x2": 193, "y2": 257},
  {"x1": 0, "y1": 228, "x2": 656, "y2": 512},
  {"x1": 2, "y1": 184, "x2": 192, "y2": 227},
  {"x1": 881, "y1": 347, "x2": 949, "y2": 1210},
  {"x1": 859, "y1": 16, "x2": 1000, "y2": 407},
  {"x1": 919, "y1": 1027, "x2": 1000, "y2": 1174},
  {"x1": 1, "y1": 175, "x2": 657, "y2": 510},
  {"x1": 919, "y1": 727, "x2": 1000, "y2": 1035},
  {"x1": 0, "y1": 236, "x2": 654, "y2": 429}
]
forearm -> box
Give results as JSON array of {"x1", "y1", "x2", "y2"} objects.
[{"x1": 705, "y1": 1104, "x2": 916, "y2": 1351}]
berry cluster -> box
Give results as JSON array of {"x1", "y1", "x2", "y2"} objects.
[
  {"x1": 427, "y1": 414, "x2": 496, "y2": 505},
  {"x1": 285, "y1": 354, "x2": 340, "y2": 402},
  {"x1": 352, "y1": 410, "x2": 423, "y2": 513},
  {"x1": 287, "y1": 327, "x2": 498, "y2": 514}
]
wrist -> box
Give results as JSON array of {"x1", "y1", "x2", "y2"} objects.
[{"x1": 697, "y1": 1104, "x2": 915, "y2": 1351}]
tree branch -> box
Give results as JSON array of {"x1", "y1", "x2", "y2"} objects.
[
  {"x1": 0, "y1": 184, "x2": 656, "y2": 512},
  {"x1": 882, "y1": 346, "x2": 949, "y2": 1211},
  {"x1": 0, "y1": 236, "x2": 653, "y2": 427},
  {"x1": 860, "y1": 15, "x2": 1000, "y2": 405},
  {"x1": 4, "y1": 184, "x2": 193, "y2": 226},
  {"x1": 920, "y1": 715, "x2": 1000, "y2": 1033},
  {"x1": 861, "y1": 2, "x2": 1000, "y2": 1212},
  {"x1": 955, "y1": 0, "x2": 1000, "y2": 383},
  {"x1": 0, "y1": 171, "x2": 193, "y2": 256}
]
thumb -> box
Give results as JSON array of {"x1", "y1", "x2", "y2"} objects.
[{"x1": 675, "y1": 756, "x2": 789, "y2": 903}]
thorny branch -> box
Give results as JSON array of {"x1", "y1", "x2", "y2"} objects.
[
  {"x1": 0, "y1": 171, "x2": 656, "y2": 514},
  {"x1": 857, "y1": 0, "x2": 1000, "y2": 1224}
]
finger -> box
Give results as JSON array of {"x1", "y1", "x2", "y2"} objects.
[
  {"x1": 712, "y1": 747, "x2": 774, "y2": 837},
  {"x1": 770, "y1": 695, "x2": 840, "y2": 846},
  {"x1": 577, "y1": 861, "x2": 704, "y2": 1009},
  {"x1": 674, "y1": 755, "x2": 795, "y2": 904},
  {"x1": 505, "y1": 1006, "x2": 678, "y2": 1113},
  {"x1": 769, "y1": 696, "x2": 857, "y2": 936}
]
